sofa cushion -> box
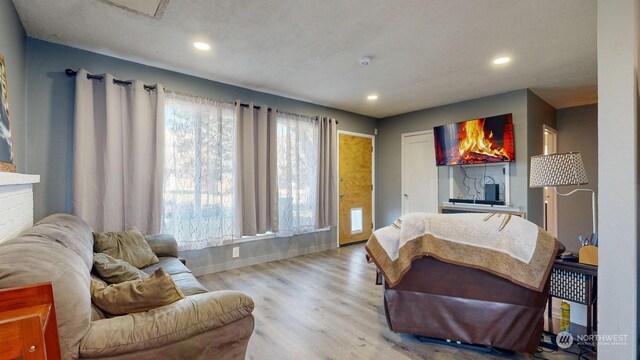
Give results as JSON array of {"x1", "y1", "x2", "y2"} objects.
[
  {"x1": 141, "y1": 257, "x2": 207, "y2": 296},
  {"x1": 79, "y1": 291, "x2": 254, "y2": 358},
  {"x1": 142, "y1": 257, "x2": 191, "y2": 275},
  {"x1": 94, "y1": 228, "x2": 159, "y2": 268},
  {"x1": 169, "y1": 272, "x2": 209, "y2": 296},
  {"x1": 90, "y1": 303, "x2": 107, "y2": 321},
  {"x1": 142, "y1": 257, "x2": 208, "y2": 296},
  {"x1": 89, "y1": 275, "x2": 108, "y2": 321},
  {"x1": 93, "y1": 253, "x2": 148, "y2": 284},
  {"x1": 91, "y1": 268, "x2": 185, "y2": 315}
]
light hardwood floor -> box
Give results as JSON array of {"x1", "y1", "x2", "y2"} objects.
[{"x1": 197, "y1": 245, "x2": 592, "y2": 360}]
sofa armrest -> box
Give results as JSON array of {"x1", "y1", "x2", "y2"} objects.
[
  {"x1": 79, "y1": 290, "x2": 254, "y2": 358},
  {"x1": 144, "y1": 234, "x2": 179, "y2": 258}
]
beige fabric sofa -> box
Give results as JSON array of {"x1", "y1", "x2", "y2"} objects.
[{"x1": 0, "y1": 214, "x2": 254, "y2": 359}]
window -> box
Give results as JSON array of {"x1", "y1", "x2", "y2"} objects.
[
  {"x1": 162, "y1": 93, "x2": 324, "y2": 250},
  {"x1": 163, "y1": 92, "x2": 236, "y2": 250},
  {"x1": 350, "y1": 208, "x2": 363, "y2": 234},
  {"x1": 276, "y1": 113, "x2": 319, "y2": 235}
]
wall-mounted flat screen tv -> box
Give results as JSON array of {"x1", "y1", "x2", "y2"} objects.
[{"x1": 434, "y1": 113, "x2": 515, "y2": 166}]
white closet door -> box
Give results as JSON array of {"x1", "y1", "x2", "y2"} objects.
[{"x1": 402, "y1": 131, "x2": 438, "y2": 214}]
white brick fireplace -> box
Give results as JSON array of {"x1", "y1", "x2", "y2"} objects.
[{"x1": 0, "y1": 173, "x2": 40, "y2": 244}]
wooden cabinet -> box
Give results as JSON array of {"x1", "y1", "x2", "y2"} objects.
[{"x1": 0, "y1": 283, "x2": 60, "y2": 360}]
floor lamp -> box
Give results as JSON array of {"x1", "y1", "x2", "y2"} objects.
[{"x1": 529, "y1": 152, "x2": 598, "y2": 264}]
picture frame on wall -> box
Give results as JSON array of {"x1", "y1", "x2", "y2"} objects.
[{"x1": 0, "y1": 54, "x2": 16, "y2": 172}]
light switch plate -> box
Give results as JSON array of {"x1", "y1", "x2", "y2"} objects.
[{"x1": 232, "y1": 246, "x2": 239, "y2": 258}]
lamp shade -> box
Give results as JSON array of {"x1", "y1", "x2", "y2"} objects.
[{"x1": 529, "y1": 152, "x2": 588, "y2": 188}]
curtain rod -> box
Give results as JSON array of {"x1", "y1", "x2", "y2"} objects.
[
  {"x1": 165, "y1": 89, "x2": 267, "y2": 111},
  {"x1": 65, "y1": 69, "x2": 337, "y2": 124},
  {"x1": 164, "y1": 90, "x2": 326, "y2": 122},
  {"x1": 65, "y1": 68, "x2": 158, "y2": 91}
]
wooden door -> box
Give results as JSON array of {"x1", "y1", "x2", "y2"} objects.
[
  {"x1": 401, "y1": 131, "x2": 438, "y2": 214},
  {"x1": 339, "y1": 133, "x2": 373, "y2": 245}
]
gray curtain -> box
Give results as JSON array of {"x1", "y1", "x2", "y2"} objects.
[
  {"x1": 234, "y1": 101, "x2": 278, "y2": 236},
  {"x1": 316, "y1": 117, "x2": 338, "y2": 228},
  {"x1": 73, "y1": 69, "x2": 165, "y2": 234}
]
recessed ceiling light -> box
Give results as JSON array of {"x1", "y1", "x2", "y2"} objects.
[
  {"x1": 493, "y1": 57, "x2": 511, "y2": 65},
  {"x1": 194, "y1": 42, "x2": 211, "y2": 51},
  {"x1": 367, "y1": 95, "x2": 378, "y2": 100}
]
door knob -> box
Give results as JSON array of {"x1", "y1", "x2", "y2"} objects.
[
  {"x1": 339, "y1": 193, "x2": 345, "y2": 199},
  {"x1": 404, "y1": 193, "x2": 408, "y2": 198}
]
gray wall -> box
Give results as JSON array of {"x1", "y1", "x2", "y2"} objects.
[
  {"x1": 375, "y1": 89, "x2": 531, "y2": 227},
  {"x1": 182, "y1": 228, "x2": 337, "y2": 276},
  {"x1": 556, "y1": 104, "x2": 597, "y2": 252},
  {"x1": 526, "y1": 90, "x2": 557, "y2": 227},
  {"x1": 24, "y1": 38, "x2": 377, "y2": 274},
  {"x1": 0, "y1": 1, "x2": 26, "y2": 172}
]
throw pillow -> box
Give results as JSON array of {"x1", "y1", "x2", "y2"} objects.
[
  {"x1": 93, "y1": 252, "x2": 149, "y2": 284},
  {"x1": 89, "y1": 275, "x2": 108, "y2": 321},
  {"x1": 90, "y1": 268, "x2": 185, "y2": 315},
  {"x1": 93, "y1": 228, "x2": 159, "y2": 268}
]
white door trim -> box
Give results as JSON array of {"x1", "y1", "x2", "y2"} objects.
[
  {"x1": 401, "y1": 130, "x2": 438, "y2": 215},
  {"x1": 336, "y1": 130, "x2": 375, "y2": 247},
  {"x1": 543, "y1": 125, "x2": 558, "y2": 236}
]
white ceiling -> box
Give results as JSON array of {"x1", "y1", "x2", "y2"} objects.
[{"x1": 12, "y1": 0, "x2": 597, "y2": 118}]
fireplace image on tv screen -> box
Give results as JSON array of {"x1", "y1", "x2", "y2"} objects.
[{"x1": 434, "y1": 113, "x2": 515, "y2": 166}]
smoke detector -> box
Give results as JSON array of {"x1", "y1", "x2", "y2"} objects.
[
  {"x1": 359, "y1": 56, "x2": 372, "y2": 66},
  {"x1": 99, "y1": 0, "x2": 169, "y2": 19}
]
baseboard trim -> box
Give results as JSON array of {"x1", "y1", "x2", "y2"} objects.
[{"x1": 191, "y1": 243, "x2": 337, "y2": 276}]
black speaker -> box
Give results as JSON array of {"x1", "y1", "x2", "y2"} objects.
[{"x1": 484, "y1": 184, "x2": 500, "y2": 202}]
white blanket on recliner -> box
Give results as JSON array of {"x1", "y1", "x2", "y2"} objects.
[
  {"x1": 365, "y1": 212, "x2": 559, "y2": 291},
  {"x1": 377, "y1": 212, "x2": 539, "y2": 264}
]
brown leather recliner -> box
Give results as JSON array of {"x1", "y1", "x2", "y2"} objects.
[{"x1": 382, "y1": 254, "x2": 560, "y2": 353}]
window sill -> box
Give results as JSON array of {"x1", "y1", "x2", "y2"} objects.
[{"x1": 227, "y1": 227, "x2": 332, "y2": 245}]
